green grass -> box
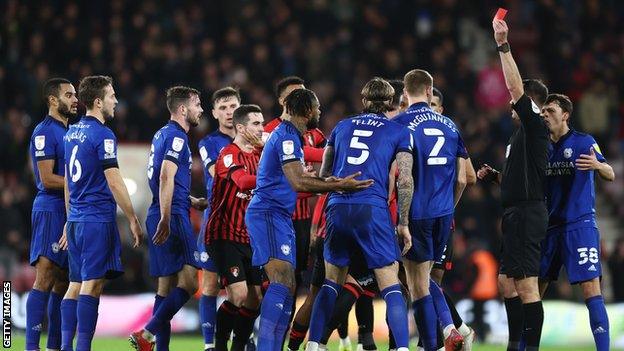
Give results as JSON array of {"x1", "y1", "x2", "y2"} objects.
[{"x1": 9, "y1": 334, "x2": 606, "y2": 351}]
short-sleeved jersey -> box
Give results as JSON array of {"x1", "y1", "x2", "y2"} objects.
[
  {"x1": 198, "y1": 130, "x2": 233, "y2": 206},
  {"x1": 147, "y1": 121, "x2": 192, "y2": 217},
  {"x1": 394, "y1": 102, "x2": 469, "y2": 220},
  {"x1": 30, "y1": 116, "x2": 68, "y2": 211},
  {"x1": 64, "y1": 116, "x2": 118, "y2": 222},
  {"x1": 501, "y1": 94, "x2": 550, "y2": 207},
  {"x1": 248, "y1": 120, "x2": 304, "y2": 217},
  {"x1": 546, "y1": 130, "x2": 606, "y2": 230},
  {"x1": 327, "y1": 113, "x2": 412, "y2": 208},
  {"x1": 206, "y1": 143, "x2": 260, "y2": 244}
]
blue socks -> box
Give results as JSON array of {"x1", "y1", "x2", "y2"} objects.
[
  {"x1": 382, "y1": 284, "x2": 409, "y2": 348},
  {"x1": 257, "y1": 283, "x2": 291, "y2": 351},
  {"x1": 76, "y1": 295, "x2": 99, "y2": 351},
  {"x1": 309, "y1": 279, "x2": 341, "y2": 343},
  {"x1": 586, "y1": 295, "x2": 610, "y2": 351},
  {"x1": 26, "y1": 289, "x2": 49, "y2": 350},
  {"x1": 429, "y1": 279, "x2": 454, "y2": 330},
  {"x1": 47, "y1": 291, "x2": 63, "y2": 349},
  {"x1": 199, "y1": 294, "x2": 217, "y2": 346},
  {"x1": 146, "y1": 287, "x2": 190, "y2": 336},
  {"x1": 413, "y1": 294, "x2": 438, "y2": 351},
  {"x1": 275, "y1": 293, "x2": 294, "y2": 351},
  {"x1": 154, "y1": 295, "x2": 171, "y2": 351},
  {"x1": 61, "y1": 298, "x2": 78, "y2": 351}
]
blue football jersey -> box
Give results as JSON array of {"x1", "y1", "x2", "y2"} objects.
[
  {"x1": 247, "y1": 120, "x2": 304, "y2": 217},
  {"x1": 147, "y1": 121, "x2": 193, "y2": 217},
  {"x1": 198, "y1": 131, "x2": 233, "y2": 210},
  {"x1": 30, "y1": 116, "x2": 68, "y2": 211},
  {"x1": 546, "y1": 130, "x2": 606, "y2": 230},
  {"x1": 394, "y1": 102, "x2": 468, "y2": 220},
  {"x1": 327, "y1": 113, "x2": 412, "y2": 207},
  {"x1": 64, "y1": 116, "x2": 118, "y2": 222}
]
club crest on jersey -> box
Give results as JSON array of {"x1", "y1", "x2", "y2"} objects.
[
  {"x1": 224, "y1": 154, "x2": 233, "y2": 168},
  {"x1": 280, "y1": 244, "x2": 291, "y2": 255},
  {"x1": 172, "y1": 137, "x2": 185, "y2": 152},
  {"x1": 104, "y1": 139, "x2": 115, "y2": 154},
  {"x1": 35, "y1": 135, "x2": 46, "y2": 150},
  {"x1": 51, "y1": 242, "x2": 60, "y2": 254},
  {"x1": 563, "y1": 148, "x2": 573, "y2": 159},
  {"x1": 282, "y1": 140, "x2": 294, "y2": 155},
  {"x1": 230, "y1": 266, "x2": 240, "y2": 277},
  {"x1": 200, "y1": 251, "x2": 209, "y2": 263}
]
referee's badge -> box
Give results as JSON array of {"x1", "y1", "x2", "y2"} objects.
[
  {"x1": 230, "y1": 266, "x2": 240, "y2": 277},
  {"x1": 563, "y1": 148, "x2": 573, "y2": 159}
]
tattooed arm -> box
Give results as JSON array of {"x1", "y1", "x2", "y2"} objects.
[{"x1": 395, "y1": 151, "x2": 413, "y2": 226}]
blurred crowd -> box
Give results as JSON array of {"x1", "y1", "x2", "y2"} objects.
[{"x1": 1, "y1": 0, "x2": 624, "y2": 301}]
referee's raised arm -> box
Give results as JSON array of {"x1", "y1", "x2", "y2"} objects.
[{"x1": 493, "y1": 19, "x2": 523, "y2": 103}]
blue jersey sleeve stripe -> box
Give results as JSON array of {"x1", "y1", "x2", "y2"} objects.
[
  {"x1": 396, "y1": 147, "x2": 412, "y2": 154},
  {"x1": 102, "y1": 160, "x2": 119, "y2": 170},
  {"x1": 164, "y1": 154, "x2": 181, "y2": 165},
  {"x1": 281, "y1": 158, "x2": 301, "y2": 166},
  {"x1": 34, "y1": 154, "x2": 57, "y2": 161}
]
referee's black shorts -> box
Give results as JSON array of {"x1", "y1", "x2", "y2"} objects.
[{"x1": 500, "y1": 201, "x2": 548, "y2": 278}]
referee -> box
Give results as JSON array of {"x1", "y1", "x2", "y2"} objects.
[{"x1": 491, "y1": 18, "x2": 549, "y2": 350}]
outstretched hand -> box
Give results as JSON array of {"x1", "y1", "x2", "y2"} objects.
[
  {"x1": 493, "y1": 19, "x2": 509, "y2": 45},
  {"x1": 575, "y1": 147, "x2": 601, "y2": 171},
  {"x1": 335, "y1": 171, "x2": 374, "y2": 192}
]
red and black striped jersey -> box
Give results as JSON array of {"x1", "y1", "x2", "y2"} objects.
[
  {"x1": 206, "y1": 143, "x2": 260, "y2": 244},
  {"x1": 311, "y1": 193, "x2": 329, "y2": 238},
  {"x1": 293, "y1": 128, "x2": 327, "y2": 220}
]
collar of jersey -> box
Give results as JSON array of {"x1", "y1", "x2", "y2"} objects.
[
  {"x1": 281, "y1": 120, "x2": 304, "y2": 139},
  {"x1": 553, "y1": 128, "x2": 574, "y2": 147},
  {"x1": 168, "y1": 120, "x2": 185, "y2": 132},
  {"x1": 83, "y1": 115, "x2": 104, "y2": 125},
  {"x1": 46, "y1": 115, "x2": 68, "y2": 130},
  {"x1": 216, "y1": 129, "x2": 234, "y2": 141},
  {"x1": 407, "y1": 102, "x2": 431, "y2": 111}
]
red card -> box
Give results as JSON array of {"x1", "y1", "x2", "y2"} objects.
[{"x1": 494, "y1": 8, "x2": 508, "y2": 20}]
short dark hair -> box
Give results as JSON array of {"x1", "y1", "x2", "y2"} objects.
[
  {"x1": 275, "y1": 76, "x2": 305, "y2": 98},
  {"x1": 284, "y1": 88, "x2": 317, "y2": 118},
  {"x1": 404, "y1": 69, "x2": 433, "y2": 96},
  {"x1": 432, "y1": 87, "x2": 444, "y2": 105},
  {"x1": 233, "y1": 104, "x2": 262, "y2": 127},
  {"x1": 388, "y1": 79, "x2": 404, "y2": 109},
  {"x1": 523, "y1": 79, "x2": 548, "y2": 106},
  {"x1": 78, "y1": 75, "x2": 113, "y2": 109},
  {"x1": 361, "y1": 78, "x2": 394, "y2": 114},
  {"x1": 166, "y1": 86, "x2": 200, "y2": 113},
  {"x1": 43, "y1": 78, "x2": 72, "y2": 106},
  {"x1": 544, "y1": 93, "x2": 573, "y2": 115},
  {"x1": 211, "y1": 87, "x2": 240, "y2": 106}
]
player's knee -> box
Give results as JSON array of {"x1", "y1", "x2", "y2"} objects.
[
  {"x1": 498, "y1": 275, "x2": 518, "y2": 299},
  {"x1": 33, "y1": 260, "x2": 57, "y2": 291},
  {"x1": 514, "y1": 278, "x2": 540, "y2": 303},
  {"x1": 80, "y1": 279, "x2": 105, "y2": 297},
  {"x1": 228, "y1": 285, "x2": 248, "y2": 306},
  {"x1": 64, "y1": 282, "x2": 81, "y2": 300},
  {"x1": 580, "y1": 278, "x2": 601, "y2": 299},
  {"x1": 272, "y1": 269, "x2": 296, "y2": 293},
  {"x1": 52, "y1": 274, "x2": 70, "y2": 295},
  {"x1": 201, "y1": 271, "x2": 219, "y2": 296}
]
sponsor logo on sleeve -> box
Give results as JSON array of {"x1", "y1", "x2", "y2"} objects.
[
  {"x1": 104, "y1": 139, "x2": 116, "y2": 159},
  {"x1": 224, "y1": 154, "x2": 233, "y2": 168},
  {"x1": 34, "y1": 135, "x2": 45, "y2": 150},
  {"x1": 199, "y1": 146, "x2": 208, "y2": 161},
  {"x1": 282, "y1": 140, "x2": 294, "y2": 155}
]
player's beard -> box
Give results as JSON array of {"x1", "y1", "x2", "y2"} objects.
[
  {"x1": 187, "y1": 112, "x2": 200, "y2": 127},
  {"x1": 58, "y1": 101, "x2": 77, "y2": 119},
  {"x1": 306, "y1": 116, "x2": 319, "y2": 129},
  {"x1": 103, "y1": 106, "x2": 114, "y2": 121}
]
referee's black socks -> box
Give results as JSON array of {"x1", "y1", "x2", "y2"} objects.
[
  {"x1": 523, "y1": 301, "x2": 544, "y2": 350},
  {"x1": 504, "y1": 296, "x2": 524, "y2": 351}
]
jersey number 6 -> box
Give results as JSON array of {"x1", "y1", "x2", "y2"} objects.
[{"x1": 69, "y1": 145, "x2": 82, "y2": 182}]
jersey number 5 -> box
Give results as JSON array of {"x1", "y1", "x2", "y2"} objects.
[
  {"x1": 424, "y1": 128, "x2": 447, "y2": 165},
  {"x1": 347, "y1": 129, "x2": 373, "y2": 165},
  {"x1": 69, "y1": 145, "x2": 82, "y2": 182}
]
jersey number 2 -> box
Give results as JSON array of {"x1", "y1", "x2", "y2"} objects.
[
  {"x1": 424, "y1": 128, "x2": 447, "y2": 165},
  {"x1": 347, "y1": 129, "x2": 373, "y2": 165}
]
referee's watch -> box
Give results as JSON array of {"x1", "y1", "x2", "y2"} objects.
[{"x1": 497, "y1": 42, "x2": 510, "y2": 53}]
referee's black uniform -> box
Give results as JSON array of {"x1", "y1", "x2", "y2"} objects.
[{"x1": 500, "y1": 94, "x2": 549, "y2": 278}]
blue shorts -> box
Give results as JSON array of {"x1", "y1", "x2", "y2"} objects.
[
  {"x1": 405, "y1": 214, "x2": 453, "y2": 263},
  {"x1": 539, "y1": 226, "x2": 602, "y2": 284},
  {"x1": 67, "y1": 221, "x2": 123, "y2": 282},
  {"x1": 324, "y1": 204, "x2": 399, "y2": 270},
  {"x1": 30, "y1": 210, "x2": 68, "y2": 269},
  {"x1": 245, "y1": 210, "x2": 296, "y2": 267},
  {"x1": 147, "y1": 214, "x2": 200, "y2": 277}
]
